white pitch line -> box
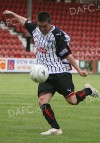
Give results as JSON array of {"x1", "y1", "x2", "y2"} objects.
[{"x1": 53, "y1": 105, "x2": 100, "y2": 108}]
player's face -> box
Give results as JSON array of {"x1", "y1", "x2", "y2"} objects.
[{"x1": 37, "y1": 21, "x2": 51, "y2": 35}]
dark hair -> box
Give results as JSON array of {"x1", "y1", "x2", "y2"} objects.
[{"x1": 36, "y1": 12, "x2": 51, "y2": 23}]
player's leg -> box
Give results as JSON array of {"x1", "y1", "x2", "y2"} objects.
[
  {"x1": 54, "y1": 73, "x2": 77, "y2": 104},
  {"x1": 55, "y1": 73, "x2": 99, "y2": 105},
  {"x1": 38, "y1": 92, "x2": 52, "y2": 106},
  {"x1": 66, "y1": 83, "x2": 99, "y2": 105},
  {"x1": 66, "y1": 87, "x2": 92, "y2": 105},
  {"x1": 38, "y1": 81, "x2": 62, "y2": 135}
]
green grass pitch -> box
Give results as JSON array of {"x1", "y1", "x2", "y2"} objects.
[{"x1": 0, "y1": 73, "x2": 100, "y2": 143}]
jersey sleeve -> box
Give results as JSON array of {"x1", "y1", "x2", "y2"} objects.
[
  {"x1": 55, "y1": 31, "x2": 71, "y2": 59},
  {"x1": 24, "y1": 20, "x2": 37, "y2": 36}
]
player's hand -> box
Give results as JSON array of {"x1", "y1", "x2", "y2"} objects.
[
  {"x1": 78, "y1": 70, "x2": 88, "y2": 77},
  {"x1": 3, "y1": 10, "x2": 13, "y2": 15}
]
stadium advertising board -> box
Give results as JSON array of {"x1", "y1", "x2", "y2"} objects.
[
  {"x1": 0, "y1": 58, "x2": 79, "y2": 73},
  {"x1": 70, "y1": 60, "x2": 79, "y2": 73},
  {"x1": 97, "y1": 61, "x2": 100, "y2": 73},
  {"x1": 79, "y1": 60, "x2": 86, "y2": 69},
  {"x1": 0, "y1": 58, "x2": 36, "y2": 72}
]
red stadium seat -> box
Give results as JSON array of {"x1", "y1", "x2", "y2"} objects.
[{"x1": 0, "y1": 1, "x2": 99, "y2": 59}]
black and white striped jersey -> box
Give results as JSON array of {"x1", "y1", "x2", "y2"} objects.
[{"x1": 25, "y1": 20, "x2": 72, "y2": 74}]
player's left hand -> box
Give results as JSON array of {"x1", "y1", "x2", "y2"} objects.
[{"x1": 78, "y1": 70, "x2": 88, "y2": 77}]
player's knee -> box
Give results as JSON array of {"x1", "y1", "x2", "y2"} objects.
[
  {"x1": 38, "y1": 97, "x2": 44, "y2": 106},
  {"x1": 68, "y1": 100, "x2": 77, "y2": 105},
  {"x1": 38, "y1": 93, "x2": 52, "y2": 106},
  {"x1": 38, "y1": 96, "x2": 47, "y2": 106},
  {"x1": 66, "y1": 94, "x2": 77, "y2": 105}
]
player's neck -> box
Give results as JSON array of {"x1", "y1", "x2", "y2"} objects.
[{"x1": 44, "y1": 25, "x2": 53, "y2": 35}]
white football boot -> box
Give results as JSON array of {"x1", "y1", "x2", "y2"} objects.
[
  {"x1": 84, "y1": 83, "x2": 99, "y2": 98},
  {"x1": 41, "y1": 128, "x2": 63, "y2": 135}
]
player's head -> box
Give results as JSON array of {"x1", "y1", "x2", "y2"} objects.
[{"x1": 36, "y1": 12, "x2": 51, "y2": 35}]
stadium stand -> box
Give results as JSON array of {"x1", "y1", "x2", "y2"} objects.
[
  {"x1": 0, "y1": 0, "x2": 100, "y2": 59},
  {"x1": 0, "y1": 28, "x2": 36, "y2": 58}
]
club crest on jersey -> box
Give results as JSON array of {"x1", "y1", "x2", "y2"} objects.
[{"x1": 37, "y1": 47, "x2": 47, "y2": 54}]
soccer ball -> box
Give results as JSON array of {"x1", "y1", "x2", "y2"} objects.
[{"x1": 30, "y1": 64, "x2": 49, "y2": 83}]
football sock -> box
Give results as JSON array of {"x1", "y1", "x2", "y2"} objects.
[
  {"x1": 75, "y1": 88, "x2": 92, "y2": 104},
  {"x1": 41, "y1": 103, "x2": 60, "y2": 129}
]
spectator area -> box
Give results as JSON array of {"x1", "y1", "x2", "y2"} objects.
[
  {"x1": 0, "y1": 28, "x2": 36, "y2": 58},
  {"x1": 0, "y1": 0, "x2": 100, "y2": 59}
]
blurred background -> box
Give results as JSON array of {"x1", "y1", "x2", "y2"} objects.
[{"x1": 0, "y1": 0, "x2": 100, "y2": 73}]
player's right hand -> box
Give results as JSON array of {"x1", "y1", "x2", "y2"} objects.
[
  {"x1": 78, "y1": 70, "x2": 88, "y2": 77},
  {"x1": 3, "y1": 10, "x2": 13, "y2": 15}
]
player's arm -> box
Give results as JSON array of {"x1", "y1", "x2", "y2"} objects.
[
  {"x1": 3, "y1": 10, "x2": 37, "y2": 35},
  {"x1": 56, "y1": 32, "x2": 87, "y2": 77},
  {"x1": 66, "y1": 54, "x2": 87, "y2": 77},
  {"x1": 3, "y1": 10, "x2": 27, "y2": 25}
]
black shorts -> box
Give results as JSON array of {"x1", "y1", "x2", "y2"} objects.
[{"x1": 38, "y1": 72, "x2": 75, "y2": 98}]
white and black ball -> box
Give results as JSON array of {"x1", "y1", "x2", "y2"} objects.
[{"x1": 30, "y1": 64, "x2": 49, "y2": 83}]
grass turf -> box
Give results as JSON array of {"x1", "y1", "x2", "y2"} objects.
[{"x1": 0, "y1": 73, "x2": 100, "y2": 143}]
